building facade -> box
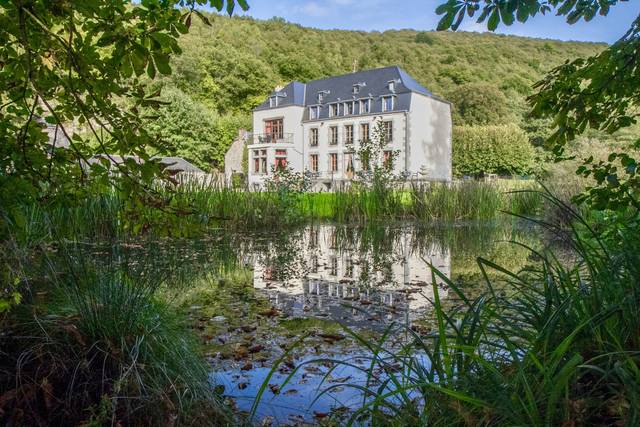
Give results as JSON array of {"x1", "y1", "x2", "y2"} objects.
[{"x1": 248, "y1": 66, "x2": 452, "y2": 190}]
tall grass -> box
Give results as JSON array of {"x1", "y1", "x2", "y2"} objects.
[
  {"x1": 299, "y1": 192, "x2": 640, "y2": 426},
  {"x1": 3, "y1": 179, "x2": 541, "y2": 242}
]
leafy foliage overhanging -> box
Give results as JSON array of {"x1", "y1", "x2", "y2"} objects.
[{"x1": 437, "y1": 0, "x2": 640, "y2": 212}]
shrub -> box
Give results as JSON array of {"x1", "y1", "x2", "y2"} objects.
[{"x1": 453, "y1": 124, "x2": 537, "y2": 177}]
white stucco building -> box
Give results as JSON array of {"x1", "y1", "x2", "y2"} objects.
[{"x1": 248, "y1": 66, "x2": 452, "y2": 190}]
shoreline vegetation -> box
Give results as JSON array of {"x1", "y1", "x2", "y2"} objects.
[{"x1": 5, "y1": 179, "x2": 542, "y2": 242}]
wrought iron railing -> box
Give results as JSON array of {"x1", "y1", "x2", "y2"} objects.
[{"x1": 248, "y1": 132, "x2": 294, "y2": 145}]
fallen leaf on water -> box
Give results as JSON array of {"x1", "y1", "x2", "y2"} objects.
[
  {"x1": 283, "y1": 389, "x2": 298, "y2": 395},
  {"x1": 268, "y1": 384, "x2": 280, "y2": 394},
  {"x1": 318, "y1": 333, "x2": 345, "y2": 342},
  {"x1": 259, "y1": 307, "x2": 280, "y2": 317},
  {"x1": 314, "y1": 411, "x2": 329, "y2": 419},
  {"x1": 237, "y1": 382, "x2": 248, "y2": 390},
  {"x1": 234, "y1": 346, "x2": 249, "y2": 360},
  {"x1": 240, "y1": 362, "x2": 253, "y2": 371},
  {"x1": 248, "y1": 344, "x2": 265, "y2": 353}
]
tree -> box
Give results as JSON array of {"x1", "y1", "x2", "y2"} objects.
[
  {"x1": 143, "y1": 88, "x2": 250, "y2": 171},
  {"x1": 453, "y1": 124, "x2": 537, "y2": 177},
  {"x1": 436, "y1": 0, "x2": 640, "y2": 211},
  {"x1": 447, "y1": 83, "x2": 512, "y2": 125},
  {"x1": 0, "y1": 0, "x2": 249, "y2": 208}
]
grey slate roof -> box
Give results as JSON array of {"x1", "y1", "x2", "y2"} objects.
[
  {"x1": 254, "y1": 66, "x2": 442, "y2": 118},
  {"x1": 86, "y1": 155, "x2": 204, "y2": 174}
]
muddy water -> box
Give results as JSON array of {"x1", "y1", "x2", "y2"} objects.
[{"x1": 180, "y1": 221, "x2": 540, "y2": 425}]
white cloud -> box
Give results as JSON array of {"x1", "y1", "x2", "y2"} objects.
[{"x1": 296, "y1": 2, "x2": 329, "y2": 17}]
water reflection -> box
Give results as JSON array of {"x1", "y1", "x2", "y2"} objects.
[{"x1": 249, "y1": 225, "x2": 450, "y2": 328}]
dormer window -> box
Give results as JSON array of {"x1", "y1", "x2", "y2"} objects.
[
  {"x1": 269, "y1": 96, "x2": 278, "y2": 107},
  {"x1": 352, "y1": 85, "x2": 360, "y2": 95},
  {"x1": 329, "y1": 103, "x2": 338, "y2": 117},
  {"x1": 317, "y1": 93, "x2": 324, "y2": 103},
  {"x1": 360, "y1": 99, "x2": 371, "y2": 114},
  {"x1": 388, "y1": 81, "x2": 396, "y2": 92},
  {"x1": 382, "y1": 96, "x2": 394, "y2": 112},
  {"x1": 344, "y1": 101, "x2": 354, "y2": 116},
  {"x1": 309, "y1": 106, "x2": 320, "y2": 120}
]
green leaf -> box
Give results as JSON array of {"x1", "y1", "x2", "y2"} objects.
[
  {"x1": 153, "y1": 53, "x2": 171, "y2": 75},
  {"x1": 146, "y1": 59, "x2": 156, "y2": 79},
  {"x1": 488, "y1": 8, "x2": 500, "y2": 31}
]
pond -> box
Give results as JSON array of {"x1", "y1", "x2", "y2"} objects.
[{"x1": 175, "y1": 220, "x2": 542, "y2": 425}]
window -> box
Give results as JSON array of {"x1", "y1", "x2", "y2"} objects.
[
  {"x1": 309, "y1": 106, "x2": 320, "y2": 120},
  {"x1": 344, "y1": 101, "x2": 354, "y2": 115},
  {"x1": 344, "y1": 124, "x2": 354, "y2": 145},
  {"x1": 310, "y1": 255, "x2": 319, "y2": 273},
  {"x1": 352, "y1": 85, "x2": 360, "y2": 95},
  {"x1": 317, "y1": 92, "x2": 324, "y2": 103},
  {"x1": 265, "y1": 118, "x2": 283, "y2": 142},
  {"x1": 388, "y1": 80, "x2": 396, "y2": 92},
  {"x1": 329, "y1": 153, "x2": 338, "y2": 172},
  {"x1": 329, "y1": 103, "x2": 338, "y2": 117},
  {"x1": 383, "y1": 150, "x2": 393, "y2": 170},
  {"x1": 269, "y1": 96, "x2": 278, "y2": 107},
  {"x1": 329, "y1": 126, "x2": 338, "y2": 145},
  {"x1": 329, "y1": 256, "x2": 338, "y2": 276},
  {"x1": 345, "y1": 153, "x2": 355, "y2": 174},
  {"x1": 383, "y1": 121, "x2": 393, "y2": 143},
  {"x1": 309, "y1": 128, "x2": 319, "y2": 147},
  {"x1": 360, "y1": 99, "x2": 370, "y2": 114},
  {"x1": 345, "y1": 257, "x2": 354, "y2": 278},
  {"x1": 253, "y1": 150, "x2": 267, "y2": 174},
  {"x1": 382, "y1": 96, "x2": 394, "y2": 112},
  {"x1": 360, "y1": 123, "x2": 370, "y2": 142},
  {"x1": 309, "y1": 154, "x2": 319, "y2": 172},
  {"x1": 275, "y1": 149, "x2": 287, "y2": 170}
]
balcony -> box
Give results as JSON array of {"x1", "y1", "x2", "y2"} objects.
[{"x1": 249, "y1": 132, "x2": 294, "y2": 145}]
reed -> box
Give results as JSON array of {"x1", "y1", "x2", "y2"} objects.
[
  {"x1": 303, "y1": 192, "x2": 640, "y2": 426},
  {"x1": 3, "y1": 179, "x2": 541, "y2": 243}
]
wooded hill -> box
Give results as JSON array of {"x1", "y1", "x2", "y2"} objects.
[{"x1": 148, "y1": 14, "x2": 606, "y2": 171}]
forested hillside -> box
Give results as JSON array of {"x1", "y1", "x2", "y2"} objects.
[{"x1": 150, "y1": 14, "x2": 605, "y2": 171}]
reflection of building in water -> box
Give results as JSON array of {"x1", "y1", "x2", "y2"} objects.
[{"x1": 252, "y1": 226, "x2": 451, "y2": 327}]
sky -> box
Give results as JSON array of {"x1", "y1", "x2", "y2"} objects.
[{"x1": 235, "y1": 0, "x2": 639, "y2": 44}]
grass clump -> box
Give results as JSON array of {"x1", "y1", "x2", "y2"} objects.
[{"x1": 0, "y1": 244, "x2": 231, "y2": 426}]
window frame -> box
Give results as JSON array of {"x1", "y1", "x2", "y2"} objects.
[
  {"x1": 309, "y1": 127, "x2": 319, "y2": 147},
  {"x1": 360, "y1": 122, "x2": 370, "y2": 142},
  {"x1": 329, "y1": 152, "x2": 339, "y2": 172},
  {"x1": 329, "y1": 126, "x2": 339, "y2": 146},
  {"x1": 360, "y1": 99, "x2": 371, "y2": 114},
  {"x1": 309, "y1": 153, "x2": 319, "y2": 172},
  {"x1": 344, "y1": 124, "x2": 354, "y2": 145},
  {"x1": 382, "y1": 96, "x2": 394, "y2": 112},
  {"x1": 274, "y1": 149, "x2": 287, "y2": 171},
  {"x1": 383, "y1": 120, "x2": 393, "y2": 143}
]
